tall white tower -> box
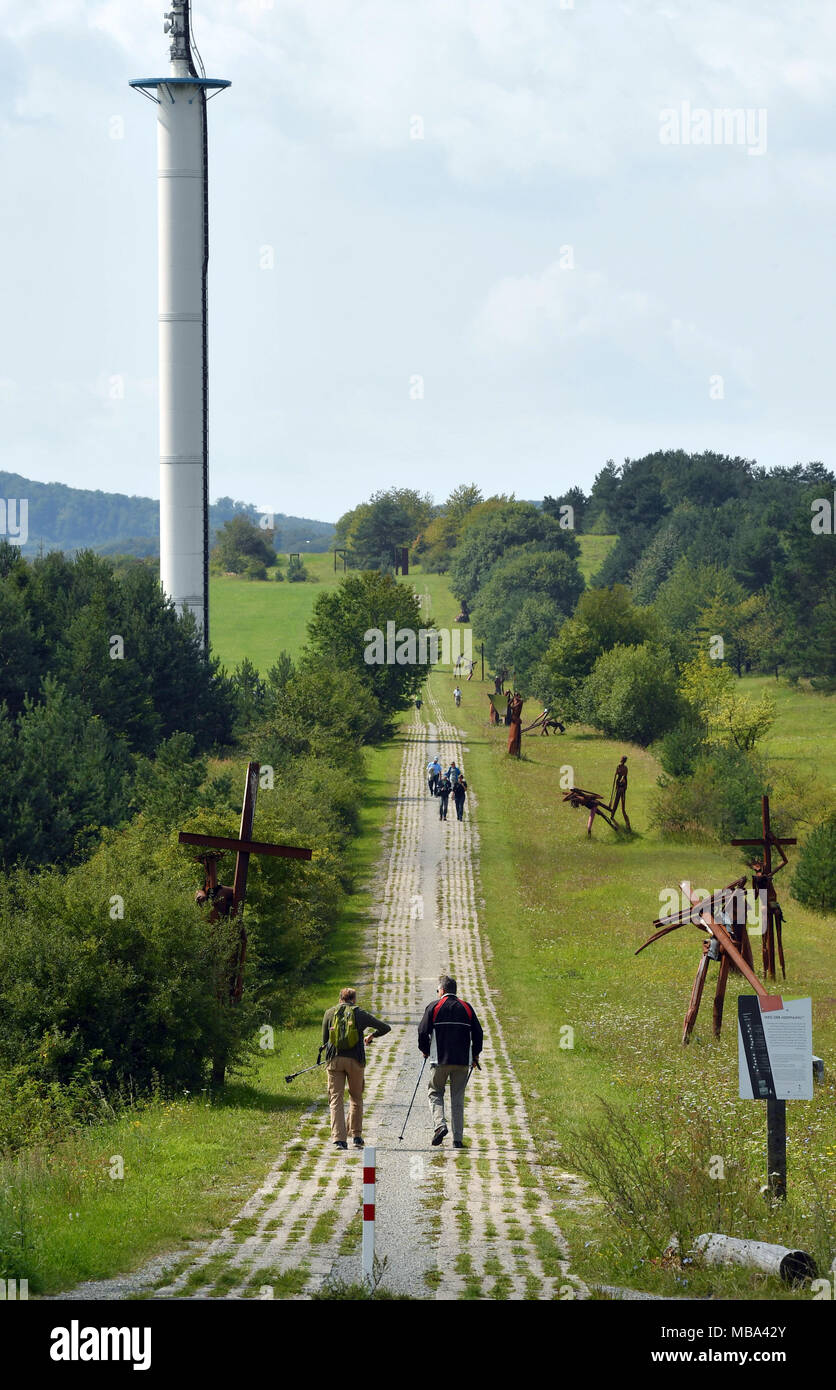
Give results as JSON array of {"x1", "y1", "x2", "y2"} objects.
[{"x1": 131, "y1": 3, "x2": 229, "y2": 651}]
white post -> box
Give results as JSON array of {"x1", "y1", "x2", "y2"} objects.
[{"x1": 362, "y1": 1145, "x2": 376, "y2": 1287}]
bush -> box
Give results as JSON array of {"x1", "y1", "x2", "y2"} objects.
[
  {"x1": 654, "y1": 717, "x2": 708, "y2": 778},
  {"x1": 578, "y1": 643, "x2": 683, "y2": 745},
  {"x1": 651, "y1": 746, "x2": 768, "y2": 842},
  {"x1": 791, "y1": 814, "x2": 836, "y2": 913},
  {"x1": 244, "y1": 560, "x2": 268, "y2": 581}
]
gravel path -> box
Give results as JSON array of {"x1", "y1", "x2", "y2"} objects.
[{"x1": 54, "y1": 666, "x2": 585, "y2": 1302}]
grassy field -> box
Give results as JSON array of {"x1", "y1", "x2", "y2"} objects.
[
  {"x1": 576, "y1": 533, "x2": 617, "y2": 584},
  {"x1": 420, "y1": 582, "x2": 835, "y2": 1298},
  {"x1": 738, "y1": 674, "x2": 836, "y2": 787},
  {"x1": 211, "y1": 535, "x2": 616, "y2": 674},
  {"x1": 3, "y1": 736, "x2": 404, "y2": 1295},
  {"x1": 210, "y1": 552, "x2": 344, "y2": 670}
]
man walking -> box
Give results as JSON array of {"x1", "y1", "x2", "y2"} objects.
[
  {"x1": 322, "y1": 988, "x2": 391, "y2": 1150},
  {"x1": 452, "y1": 775, "x2": 467, "y2": 822},
  {"x1": 426, "y1": 756, "x2": 441, "y2": 796},
  {"x1": 437, "y1": 772, "x2": 452, "y2": 820},
  {"x1": 418, "y1": 975, "x2": 483, "y2": 1148}
]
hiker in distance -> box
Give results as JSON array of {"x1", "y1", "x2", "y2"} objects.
[
  {"x1": 452, "y1": 775, "x2": 468, "y2": 821},
  {"x1": 437, "y1": 772, "x2": 452, "y2": 820},
  {"x1": 418, "y1": 975, "x2": 483, "y2": 1148},
  {"x1": 453, "y1": 685, "x2": 462, "y2": 707},
  {"x1": 322, "y1": 988, "x2": 391, "y2": 1150},
  {"x1": 427, "y1": 756, "x2": 442, "y2": 796}
]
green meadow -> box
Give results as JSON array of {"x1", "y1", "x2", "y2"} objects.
[{"x1": 209, "y1": 552, "x2": 344, "y2": 669}]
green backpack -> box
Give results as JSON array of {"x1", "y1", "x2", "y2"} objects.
[{"x1": 329, "y1": 1003, "x2": 360, "y2": 1053}]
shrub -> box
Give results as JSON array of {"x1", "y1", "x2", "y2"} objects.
[
  {"x1": 654, "y1": 717, "x2": 708, "y2": 778},
  {"x1": 651, "y1": 746, "x2": 768, "y2": 842},
  {"x1": 578, "y1": 643, "x2": 683, "y2": 745},
  {"x1": 791, "y1": 814, "x2": 836, "y2": 913}
]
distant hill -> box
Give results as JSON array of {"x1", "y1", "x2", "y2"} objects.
[{"x1": 0, "y1": 473, "x2": 335, "y2": 557}]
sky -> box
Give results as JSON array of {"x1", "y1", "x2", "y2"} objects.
[{"x1": 2, "y1": 0, "x2": 835, "y2": 523}]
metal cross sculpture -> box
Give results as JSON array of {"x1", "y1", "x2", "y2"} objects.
[
  {"x1": 730, "y1": 795, "x2": 795, "y2": 981},
  {"x1": 636, "y1": 880, "x2": 782, "y2": 1045},
  {"x1": 179, "y1": 761, "x2": 312, "y2": 1003}
]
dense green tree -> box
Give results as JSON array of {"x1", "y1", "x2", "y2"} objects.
[
  {"x1": 536, "y1": 585, "x2": 659, "y2": 715},
  {"x1": 0, "y1": 678, "x2": 132, "y2": 868},
  {"x1": 578, "y1": 643, "x2": 683, "y2": 745},
  {"x1": 449, "y1": 501, "x2": 580, "y2": 603},
  {"x1": 471, "y1": 548, "x2": 584, "y2": 688},
  {"x1": 791, "y1": 814, "x2": 836, "y2": 913},
  {"x1": 211, "y1": 514, "x2": 276, "y2": 574},
  {"x1": 543, "y1": 487, "x2": 588, "y2": 533},
  {"x1": 306, "y1": 571, "x2": 426, "y2": 731}
]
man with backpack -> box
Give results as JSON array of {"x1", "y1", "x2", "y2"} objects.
[
  {"x1": 418, "y1": 975, "x2": 483, "y2": 1148},
  {"x1": 427, "y1": 756, "x2": 442, "y2": 796},
  {"x1": 437, "y1": 772, "x2": 452, "y2": 821},
  {"x1": 322, "y1": 988, "x2": 391, "y2": 1150}
]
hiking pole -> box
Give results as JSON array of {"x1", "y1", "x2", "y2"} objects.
[
  {"x1": 398, "y1": 1056, "x2": 427, "y2": 1141},
  {"x1": 285, "y1": 1046, "x2": 325, "y2": 1084},
  {"x1": 464, "y1": 1060, "x2": 481, "y2": 1089}
]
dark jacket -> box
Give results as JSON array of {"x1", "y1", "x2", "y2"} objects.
[
  {"x1": 453, "y1": 778, "x2": 467, "y2": 801},
  {"x1": 322, "y1": 1004, "x2": 390, "y2": 1066},
  {"x1": 437, "y1": 776, "x2": 452, "y2": 801},
  {"x1": 418, "y1": 993, "x2": 483, "y2": 1066}
]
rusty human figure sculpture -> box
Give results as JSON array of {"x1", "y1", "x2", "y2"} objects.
[
  {"x1": 610, "y1": 756, "x2": 631, "y2": 831},
  {"x1": 507, "y1": 692, "x2": 524, "y2": 757},
  {"x1": 194, "y1": 852, "x2": 235, "y2": 921},
  {"x1": 730, "y1": 796, "x2": 796, "y2": 980},
  {"x1": 749, "y1": 845, "x2": 789, "y2": 978}
]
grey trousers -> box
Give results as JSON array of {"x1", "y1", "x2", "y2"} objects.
[{"x1": 428, "y1": 1064, "x2": 469, "y2": 1141}]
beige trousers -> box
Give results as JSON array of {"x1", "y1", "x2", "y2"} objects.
[
  {"x1": 427, "y1": 1064, "x2": 469, "y2": 1142},
  {"x1": 327, "y1": 1056, "x2": 365, "y2": 1141}
]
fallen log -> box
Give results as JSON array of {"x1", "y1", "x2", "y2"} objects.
[{"x1": 692, "y1": 1233, "x2": 817, "y2": 1284}]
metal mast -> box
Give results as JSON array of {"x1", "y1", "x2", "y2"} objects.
[{"x1": 131, "y1": 3, "x2": 229, "y2": 652}]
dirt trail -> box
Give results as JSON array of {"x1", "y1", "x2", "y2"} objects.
[{"x1": 59, "y1": 672, "x2": 584, "y2": 1302}]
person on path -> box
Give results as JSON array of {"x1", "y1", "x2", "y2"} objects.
[
  {"x1": 446, "y1": 762, "x2": 461, "y2": 786},
  {"x1": 453, "y1": 686, "x2": 462, "y2": 707},
  {"x1": 452, "y1": 776, "x2": 467, "y2": 821},
  {"x1": 418, "y1": 975, "x2": 483, "y2": 1148},
  {"x1": 427, "y1": 757, "x2": 441, "y2": 796},
  {"x1": 466, "y1": 658, "x2": 475, "y2": 682},
  {"x1": 322, "y1": 988, "x2": 391, "y2": 1150},
  {"x1": 437, "y1": 774, "x2": 452, "y2": 820}
]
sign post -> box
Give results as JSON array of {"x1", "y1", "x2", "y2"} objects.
[{"x1": 738, "y1": 996, "x2": 813, "y2": 1200}]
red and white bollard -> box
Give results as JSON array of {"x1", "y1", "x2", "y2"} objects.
[{"x1": 362, "y1": 1145, "x2": 376, "y2": 1285}]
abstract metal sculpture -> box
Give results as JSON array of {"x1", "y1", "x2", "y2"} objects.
[{"x1": 636, "y1": 879, "x2": 781, "y2": 1044}]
